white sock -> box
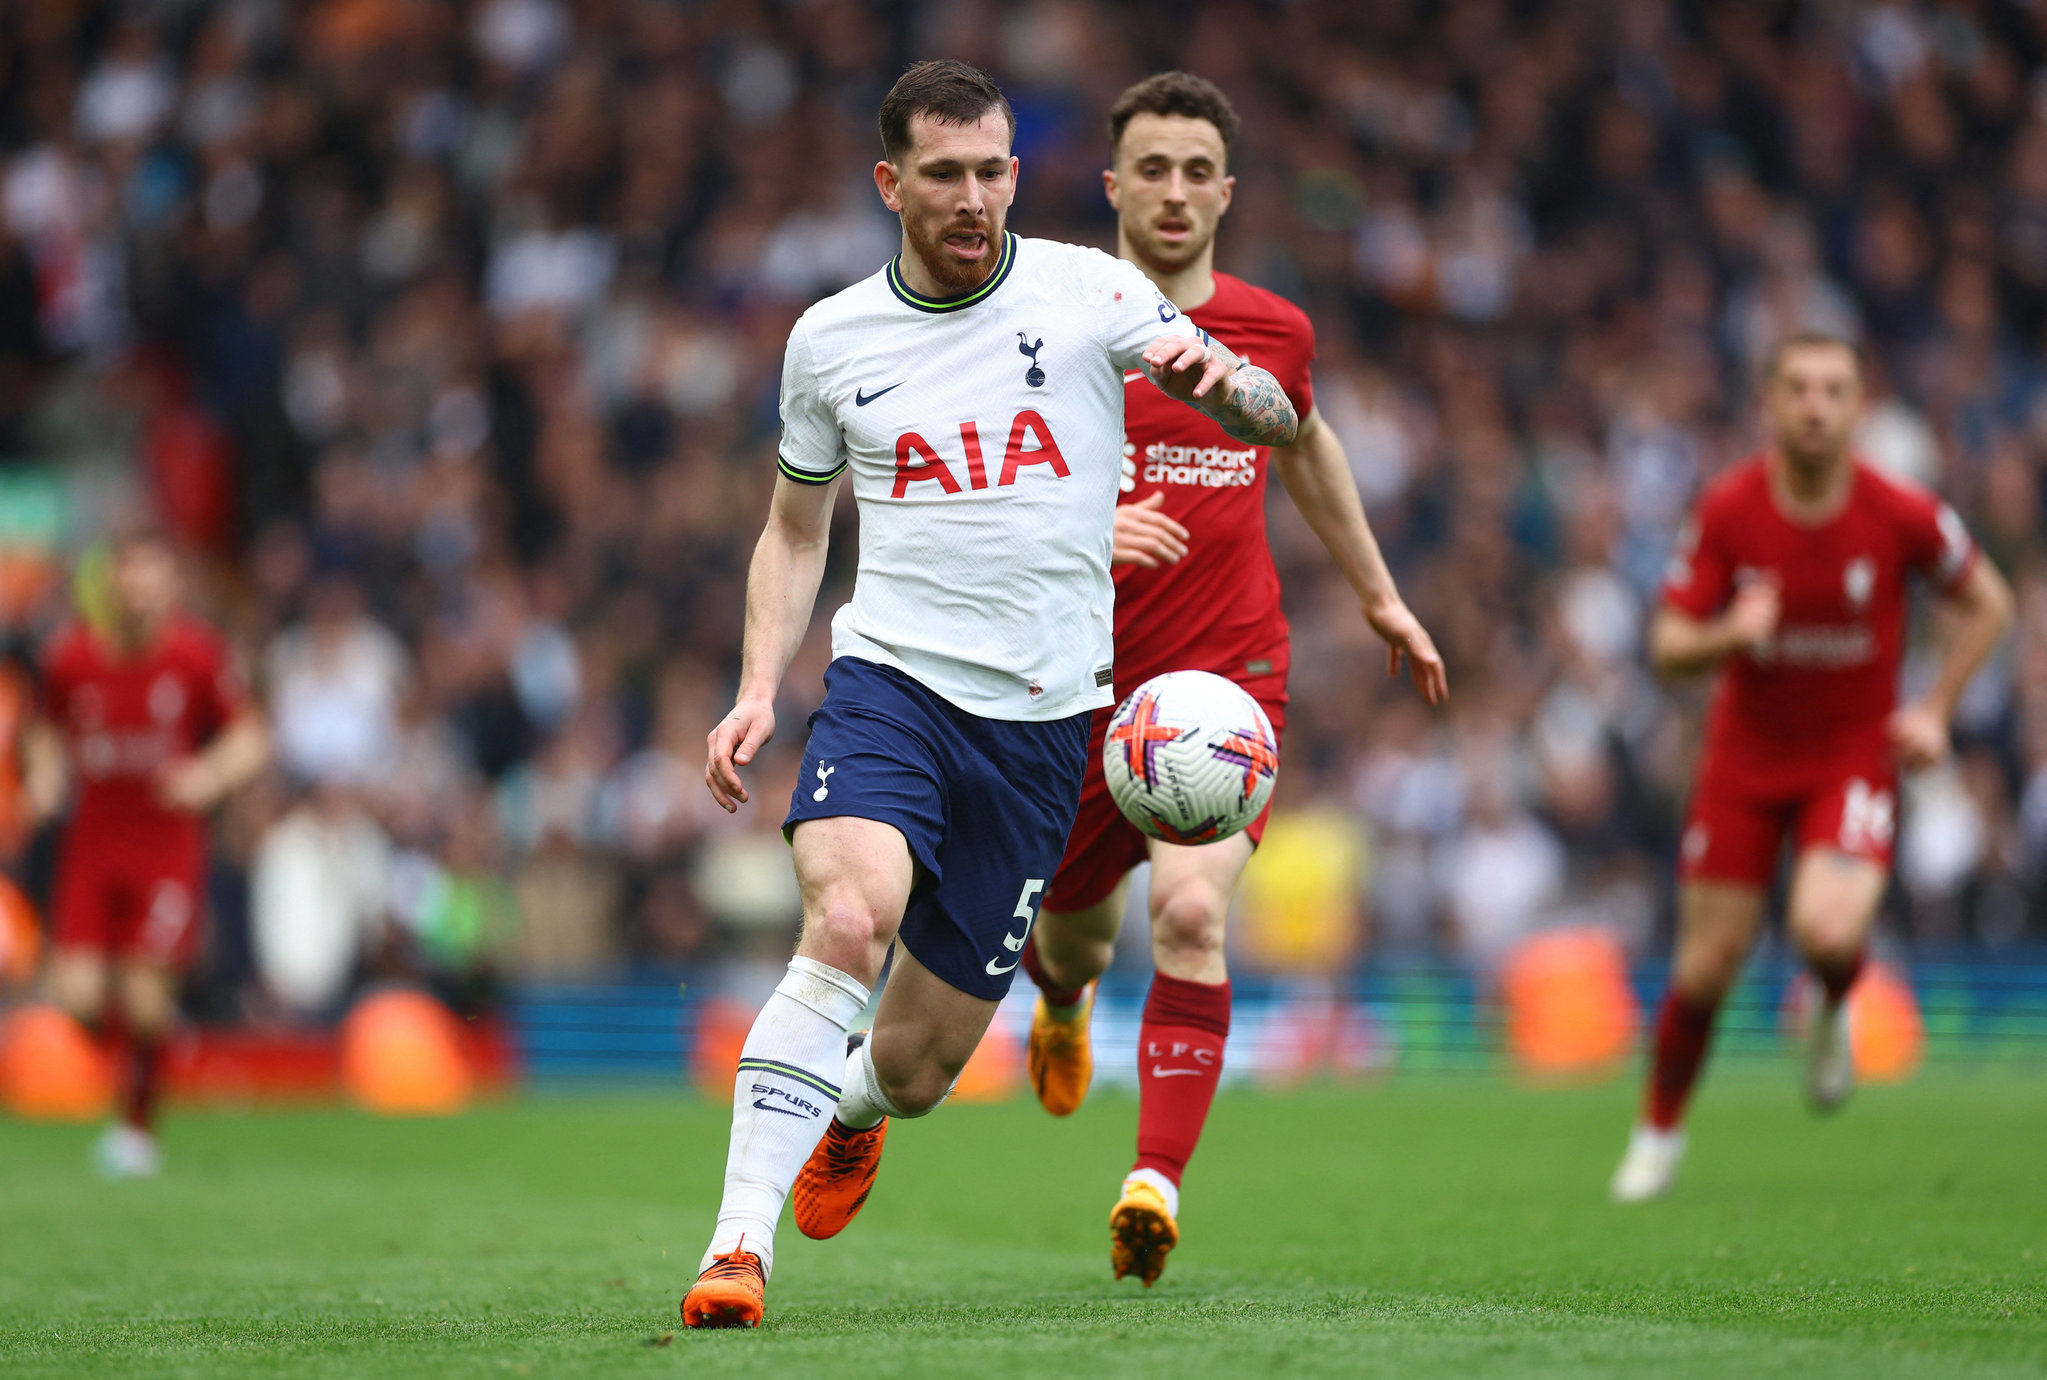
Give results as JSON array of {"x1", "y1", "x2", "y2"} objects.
[
  {"x1": 835, "y1": 1034, "x2": 956, "y2": 1129},
  {"x1": 701, "y1": 956, "x2": 869, "y2": 1279},
  {"x1": 1125, "y1": 1166, "x2": 1180, "y2": 1218},
  {"x1": 834, "y1": 1035, "x2": 904, "y2": 1130}
]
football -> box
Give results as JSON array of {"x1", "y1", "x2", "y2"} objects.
[{"x1": 1103, "y1": 670, "x2": 1280, "y2": 844}]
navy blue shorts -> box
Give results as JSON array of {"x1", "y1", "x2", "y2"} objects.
[{"x1": 784, "y1": 656, "x2": 1091, "y2": 1001}]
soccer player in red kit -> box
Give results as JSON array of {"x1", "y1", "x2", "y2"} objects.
[
  {"x1": 30, "y1": 529, "x2": 268, "y2": 1176},
  {"x1": 1609, "y1": 335, "x2": 2011, "y2": 1202},
  {"x1": 1020, "y1": 73, "x2": 1447, "y2": 1284}
]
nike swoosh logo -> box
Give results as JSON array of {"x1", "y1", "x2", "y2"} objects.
[
  {"x1": 855, "y1": 382, "x2": 903, "y2": 406},
  {"x1": 984, "y1": 956, "x2": 1019, "y2": 976},
  {"x1": 752, "y1": 1098, "x2": 812, "y2": 1117},
  {"x1": 1150, "y1": 1066, "x2": 1204, "y2": 1078}
]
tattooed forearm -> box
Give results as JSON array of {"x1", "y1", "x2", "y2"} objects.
[{"x1": 1202, "y1": 363, "x2": 1299, "y2": 447}]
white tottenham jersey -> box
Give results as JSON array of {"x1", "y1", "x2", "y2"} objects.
[{"x1": 778, "y1": 233, "x2": 1199, "y2": 721}]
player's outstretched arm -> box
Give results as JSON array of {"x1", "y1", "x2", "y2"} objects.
[
  {"x1": 706, "y1": 473, "x2": 840, "y2": 813},
  {"x1": 1142, "y1": 334, "x2": 1298, "y2": 447},
  {"x1": 1270, "y1": 406, "x2": 1447, "y2": 705},
  {"x1": 1889, "y1": 558, "x2": 2013, "y2": 769}
]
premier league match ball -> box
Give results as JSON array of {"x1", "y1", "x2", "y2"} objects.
[{"x1": 1103, "y1": 670, "x2": 1280, "y2": 845}]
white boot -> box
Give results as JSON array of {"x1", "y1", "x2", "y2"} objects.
[
  {"x1": 1805, "y1": 995, "x2": 1854, "y2": 1113},
  {"x1": 1609, "y1": 1123, "x2": 1685, "y2": 1203},
  {"x1": 93, "y1": 1124, "x2": 161, "y2": 1179}
]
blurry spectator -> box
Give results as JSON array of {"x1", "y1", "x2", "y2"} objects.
[
  {"x1": 250, "y1": 791, "x2": 391, "y2": 1020},
  {"x1": 509, "y1": 836, "x2": 621, "y2": 979},
  {"x1": 1901, "y1": 760, "x2": 1989, "y2": 945},
  {"x1": 390, "y1": 786, "x2": 514, "y2": 1007},
  {"x1": 265, "y1": 573, "x2": 409, "y2": 787},
  {"x1": 1441, "y1": 769, "x2": 1566, "y2": 972},
  {"x1": 1351, "y1": 701, "x2": 1463, "y2": 953},
  {"x1": 1234, "y1": 802, "x2": 1367, "y2": 975},
  {"x1": 75, "y1": 21, "x2": 176, "y2": 148},
  {"x1": 689, "y1": 746, "x2": 802, "y2": 950}
]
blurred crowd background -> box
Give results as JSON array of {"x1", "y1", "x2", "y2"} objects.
[{"x1": 2, "y1": 0, "x2": 2045, "y2": 1027}]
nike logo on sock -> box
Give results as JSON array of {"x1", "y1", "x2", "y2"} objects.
[
  {"x1": 1149, "y1": 1066, "x2": 1204, "y2": 1078},
  {"x1": 748, "y1": 1081, "x2": 828, "y2": 1118},
  {"x1": 854, "y1": 382, "x2": 903, "y2": 406}
]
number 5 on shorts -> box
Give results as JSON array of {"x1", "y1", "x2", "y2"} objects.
[{"x1": 983, "y1": 878, "x2": 1045, "y2": 976}]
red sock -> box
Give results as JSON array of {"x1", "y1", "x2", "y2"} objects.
[
  {"x1": 94, "y1": 1008, "x2": 128, "y2": 1100},
  {"x1": 121, "y1": 1036, "x2": 162, "y2": 1134},
  {"x1": 1645, "y1": 990, "x2": 1719, "y2": 1131},
  {"x1": 1812, "y1": 950, "x2": 1865, "y2": 1005},
  {"x1": 1021, "y1": 934, "x2": 1087, "y2": 1010},
  {"x1": 1132, "y1": 973, "x2": 1231, "y2": 1187}
]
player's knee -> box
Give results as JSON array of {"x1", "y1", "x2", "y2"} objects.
[
  {"x1": 120, "y1": 973, "x2": 176, "y2": 1037},
  {"x1": 874, "y1": 1053, "x2": 958, "y2": 1117},
  {"x1": 888, "y1": 1069, "x2": 952, "y2": 1117},
  {"x1": 1037, "y1": 926, "x2": 1113, "y2": 985},
  {"x1": 1150, "y1": 885, "x2": 1225, "y2": 962},
  {"x1": 46, "y1": 960, "x2": 105, "y2": 1024},
  {"x1": 1791, "y1": 912, "x2": 1862, "y2": 971},
  {"x1": 802, "y1": 895, "x2": 898, "y2": 968},
  {"x1": 1672, "y1": 942, "x2": 1743, "y2": 1002}
]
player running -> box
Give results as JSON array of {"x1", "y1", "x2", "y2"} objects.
[
  {"x1": 1609, "y1": 334, "x2": 2011, "y2": 1202},
  {"x1": 29, "y1": 528, "x2": 269, "y2": 1176},
  {"x1": 1015, "y1": 72, "x2": 1447, "y2": 1286},
  {"x1": 685, "y1": 60, "x2": 1299, "y2": 1329}
]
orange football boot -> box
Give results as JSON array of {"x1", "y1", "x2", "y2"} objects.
[
  {"x1": 1109, "y1": 1177, "x2": 1180, "y2": 1287},
  {"x1": 1027, "y1": 984, "x2": 1095, "y2": 1116},
  {"x1": 681, "y1": 1244, "x2": 766, "y2": 1328},
  {"x1": 792, "y1": 1117, "x2": 888, "y2": 1239}
]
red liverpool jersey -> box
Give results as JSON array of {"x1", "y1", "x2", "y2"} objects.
[
  {"x1": 42, "y1": 617, "x2": 247, "y2": 849},
  {"x1": 1662, "y1": 457, "x2": 1977, "y2": 754},
  {"x1": 1112, "y1": 272, "x2": 1316, "y2": 691}
]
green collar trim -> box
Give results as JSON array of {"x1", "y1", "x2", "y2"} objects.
[{"x1": 887, "y1": 233, "x2": 1017, "y2": 313}]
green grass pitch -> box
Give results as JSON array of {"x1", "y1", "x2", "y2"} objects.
[{"x1": 2, "y1": 1071, "x2": 2043, "y2": 1377}]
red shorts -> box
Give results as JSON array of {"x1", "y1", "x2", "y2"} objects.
[
  {"x1": 1044, "y1": 672, "x2": 1287, "y2": 913},
  {"x1": 1679, "y1": 734, "x2": 1897, "y2": 889},
  {"x1": 51, "y1": 828, "x2": 207, "y2": 970}
]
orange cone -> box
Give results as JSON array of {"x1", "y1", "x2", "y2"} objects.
[
  {"x1": 1501, "y1": 927, "x2": 1640, "y2": 1079},
  {"x1": 950, "y1": 1021, "x2": 1021, "y2": 1102},
  {"x1": 339, "y1": 990, "x2": 474, "y2": 1115},
  {"x1": 0, "y1": 876, "x2": 37, "y2": 986},
  {"x1": 691, "y1": 997, "x2": 755, "y2": 1102},
  {"x1": 1849, "y1": 962, "x2": 1924, "y2": 1084},
  {"x1": 0, "y1": 1005, "x2": 114, "y2": 1120}
]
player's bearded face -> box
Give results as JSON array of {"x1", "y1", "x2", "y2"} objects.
[
  {"x1": 884, "y1": 113, "x2": 1017, "y2": 294},
  {"x1": 110, "y1": 542, "x2": 181, "y2": 632},
  {"x1": 1766, "y1": 346, "x2": 1863, "y2": 469},
  {"x1": 1108, "y1": 114, "x2": 1234, "y2": 274}
]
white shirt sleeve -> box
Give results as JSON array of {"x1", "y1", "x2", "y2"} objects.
[
  {"x1": 1089, "y1": 253, "x2": 1198, "y2": 373},
  {"x1": 776, "y1": 319, "x2": 847, "y2": 485}
]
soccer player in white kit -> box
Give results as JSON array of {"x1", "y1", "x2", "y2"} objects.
[{"x1": 687, "y1": 60, "x2": 1299, "y2": 1329}]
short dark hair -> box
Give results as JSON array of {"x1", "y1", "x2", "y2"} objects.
[
  {"x1": 878, "y1": 60, "x2": 1015, "y2": 163},
  {"x1": 1108, "y1": 71, "x2": 1241, "y2": 157},
  {"x1": 1765, "y1": 331, "x2": 1864, "y2": 382}
]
